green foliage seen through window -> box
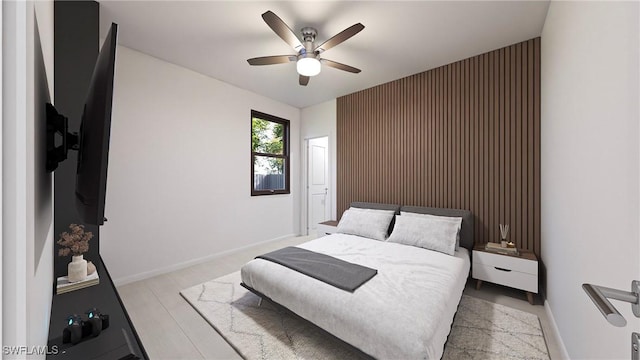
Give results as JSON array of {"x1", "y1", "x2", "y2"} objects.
[
  {"x1": 252, "y1": 117, "x2": 284, "y2": 173},
  {"x1": 252, "y1": 118, "x2": 283, "y2": 154}
]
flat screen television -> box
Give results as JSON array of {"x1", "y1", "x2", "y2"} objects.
[
  {"x1": 46, "y1": 22, "x2": 118, "y2": 226},
  {"x1": 75, "y1": 22, "x2": 118, "y2": 226}
]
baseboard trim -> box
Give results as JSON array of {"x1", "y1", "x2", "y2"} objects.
[
  {"x1": 113, "y1": 233, "x2": 298, "y2": 286},
  {"x1": 543, "y1": 299, "x2": 570, "y2": 359}
]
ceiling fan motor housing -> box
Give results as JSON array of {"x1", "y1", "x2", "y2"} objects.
[{"x1": 300, "y1": 27, "x2": 317, "y2": 53}]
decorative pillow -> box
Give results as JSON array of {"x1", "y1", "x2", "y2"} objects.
[
  {"x1": 337, "y1": 207, "x2": 396, "y2": 241},
  {"x1": 400, "y1": 211, "x2": 463, "y2": 249},
  {"x1": 387, "y1": 214, "x2": 462, "y2": 255}
]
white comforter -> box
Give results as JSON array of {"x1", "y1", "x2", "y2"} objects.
[{"x1": 241, "y1": 234, "x2": 470, "y2": 359}]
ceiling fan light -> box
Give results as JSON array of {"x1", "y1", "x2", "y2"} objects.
[{"x1": 297, "y1": 57, "x2": 321, "y2": 77}]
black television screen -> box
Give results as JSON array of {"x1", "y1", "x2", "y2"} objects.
[{"x1": 75, "y1": 23, "x2": 118, "y2": 226}]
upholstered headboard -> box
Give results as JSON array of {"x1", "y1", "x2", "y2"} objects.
[
  {"x1": 400, "y1": 206, "x2": 474, "y2": 252},
  {"x1": 350, "y1": 202, "x2": 401, "y2": 214}
]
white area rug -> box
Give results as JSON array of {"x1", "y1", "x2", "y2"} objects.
[{"x1": 181, "y1": 271, "x2": 549, "y2": 360}]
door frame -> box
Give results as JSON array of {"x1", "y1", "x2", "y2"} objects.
[{"x1": 302, "y1": 135, "x2": 331, "y2": 236}]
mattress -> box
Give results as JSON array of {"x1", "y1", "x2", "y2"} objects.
[{"x1": 241, "y1": 233, "x2": 471, "y2": 359}]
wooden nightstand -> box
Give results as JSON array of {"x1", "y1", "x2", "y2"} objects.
[
  {"x1": 316, "y1": 220, "x2": 339, "y2": 237},
  {"x1": 472, "y1": 245, "x2": 539, "y2": 304}
]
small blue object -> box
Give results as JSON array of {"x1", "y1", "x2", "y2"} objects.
[
  {"x1": 68, "y1": 318, "x2": 73, "y2": 326},
  {"x1": 88, "y1": 312, "x2": 94, "y2": 318}
]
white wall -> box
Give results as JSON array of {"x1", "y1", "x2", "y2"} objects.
[
  {"x1": 2, "y1": 0, "x2": 54, "y2": 357},
  {"x1": 101, "y1": 46, "x2": 301, "y2": 284},
  {"x1": 541, "y1": 2, "x2": 639, "y2": 359},
  {"x1": 300, "y1": 99, "x2": 337, "y2": 232}
]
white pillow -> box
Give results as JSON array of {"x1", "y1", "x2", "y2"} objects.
[
  {"x1": 400, "y1": 211, "x2": 463, "y2": 249},
  {"x1": 337, "y1": 207, "x2": 396, "y2": 241},
  {"x1": 387, "y1": 214, "x2": 462, "y2": 255}
]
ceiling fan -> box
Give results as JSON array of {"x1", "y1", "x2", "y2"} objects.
[{"x1": 247, "y1": 11, "x2": 364, "y2": 86}]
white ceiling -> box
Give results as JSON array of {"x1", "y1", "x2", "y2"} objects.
[{"x1": 99, "y1": 1, "x2": 550, "y2": 109}]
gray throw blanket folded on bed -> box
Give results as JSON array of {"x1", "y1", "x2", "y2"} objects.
[{"x1": 256, "y1": 246, "x2": 377, "y2": 292}]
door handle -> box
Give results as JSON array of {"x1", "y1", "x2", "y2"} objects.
[{"x1": 582, "y1": 280, "x2": 639, "y2": 327}]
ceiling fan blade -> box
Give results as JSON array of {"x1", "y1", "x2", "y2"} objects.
[
  {"x1": 247, "y1": 55, "x2": 296, "y2": 66},
  {"x1": 321, "y1": 59, "x2": 361, "y2": 73},
  {"x1": 262, "y1": 11, "x2": 304, "y2": 52},
  {"x1": 315, "y1": 23, "x2": 364, "y2": 54},
  {"x1": 299, "y1": 75, "x2": 310, "y2": 86}
]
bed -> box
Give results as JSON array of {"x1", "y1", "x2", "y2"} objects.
[{"x1": 240, "y1": 203, "x2": 474, "y2": 359}]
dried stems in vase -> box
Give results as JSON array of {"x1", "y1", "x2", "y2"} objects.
[
  {"x1": 499, "y1": 224, "x2": 509, "y2": 241},
  {"x1": 57, "y1": 224, "x2": 93, "y2": 257}
]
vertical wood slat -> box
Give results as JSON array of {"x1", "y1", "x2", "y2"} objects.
[{"x1": 337, "y1": 38, "x2": 541, "y2": 257}]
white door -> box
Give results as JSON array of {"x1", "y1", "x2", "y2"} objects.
[{"x1": 307, "y1": 137, "x2": 330, "y2": 234}]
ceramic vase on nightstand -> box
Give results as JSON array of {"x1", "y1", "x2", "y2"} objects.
[{"x1": 68, "y1": 254, "x2": 88, "y2": 282}]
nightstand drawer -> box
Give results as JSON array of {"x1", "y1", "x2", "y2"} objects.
[
  {"x1": 473, "y1": 250, "x2": 537, "y2": 275},
  {"x1": 473, "y1": 264, "x2": 538, "y2": 293}
]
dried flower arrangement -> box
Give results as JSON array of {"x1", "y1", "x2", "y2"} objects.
[
  {"x1": 57, "y1": 224, "x2": 93, "y2": 257},
  {"x1": 499, "y1": 224, "x2": 510, "y2": 240}
]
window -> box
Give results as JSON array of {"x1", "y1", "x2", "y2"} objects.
[{"x1": 251, "y1": 110, "x2": 290, "y2": 196}]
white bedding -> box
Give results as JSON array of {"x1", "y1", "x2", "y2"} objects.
[{"x1": 241, "y1": 233, "x2": 470, "y2": 359}]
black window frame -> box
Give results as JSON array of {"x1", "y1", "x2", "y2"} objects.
[{"x1": 250, "y1": 110, "x2": 290, "y2": 196}]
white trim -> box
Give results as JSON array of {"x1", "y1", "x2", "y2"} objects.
[
  {"x1": 302, "y1": 138, "x2": 309, "y2": 235},
  {"x1": 113, "y1": 234, "x2": 297, "y2": 286},
  {"x1": 544, "y1": 300, "x2": 570, "y2": 359},
  {"x1": 301, "y1": 134, "x2": 331, "y2": 236},
  {"x1": 2, "y1": 0, "x2": 29, "y2": 349},
  {"x1": 0, "y1": 0, "x2": 4, "y2": 351}
]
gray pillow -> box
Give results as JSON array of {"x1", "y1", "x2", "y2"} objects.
[
  {"x1": 400, "y1": 211, "x2": 463, "y2": 249},
  {"x1": 337, "y1": 207, "x2": 396, "y2": 241},
  {"x1": 387, "y1": 214, "x2": 461, "y2": 256}
]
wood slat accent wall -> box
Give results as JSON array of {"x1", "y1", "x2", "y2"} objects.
[{"x1": 337, "y1": 38, "x2": 541, "y2": 256}]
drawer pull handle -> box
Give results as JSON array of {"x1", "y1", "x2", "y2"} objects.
[{"x1": 494, "y1": 267, "x2": 512, "y2": 272}]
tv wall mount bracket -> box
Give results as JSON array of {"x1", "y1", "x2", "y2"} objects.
[{"x1": 46, "y1": 103, "x2": 78, "y2": 172}]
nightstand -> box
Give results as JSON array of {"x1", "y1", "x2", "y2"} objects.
[
  {"x1": 316, "y1": 220, "x2": 339, "y2": 237},
  {"x1": 472, "y1": 245, "x2": 539, "y2": 304}
]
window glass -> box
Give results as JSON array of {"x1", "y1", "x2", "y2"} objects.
[
  {"x1": 250, "y1": 110, "x2": 290, "y2": 196},
  {"x1": 251, "y1": 118, "x2": 284, "y2": 155}
]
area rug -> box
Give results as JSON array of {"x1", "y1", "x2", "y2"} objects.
[{"x1": 181, "y1": 271, "x2": 549, "y2": 360}]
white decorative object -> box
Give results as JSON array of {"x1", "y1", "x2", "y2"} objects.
[
  {"x1": 68, "y1": 254, "x2": 88, "y2": 283},
  {"x1": 87, "y1": 260, "x2": 96, "y2": 275}
]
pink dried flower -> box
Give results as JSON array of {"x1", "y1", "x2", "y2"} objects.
[{"x1": 57, "y1": 224, "x2": 93, "y2": 257}]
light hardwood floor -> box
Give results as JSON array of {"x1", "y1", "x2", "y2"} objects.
[{"x1": 118, "y1": 235, "x2": 564, "y2": 359}]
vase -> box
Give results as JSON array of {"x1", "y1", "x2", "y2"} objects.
[{"x1": 68, "y1": 254, "x2": 88, "y2": 282}]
